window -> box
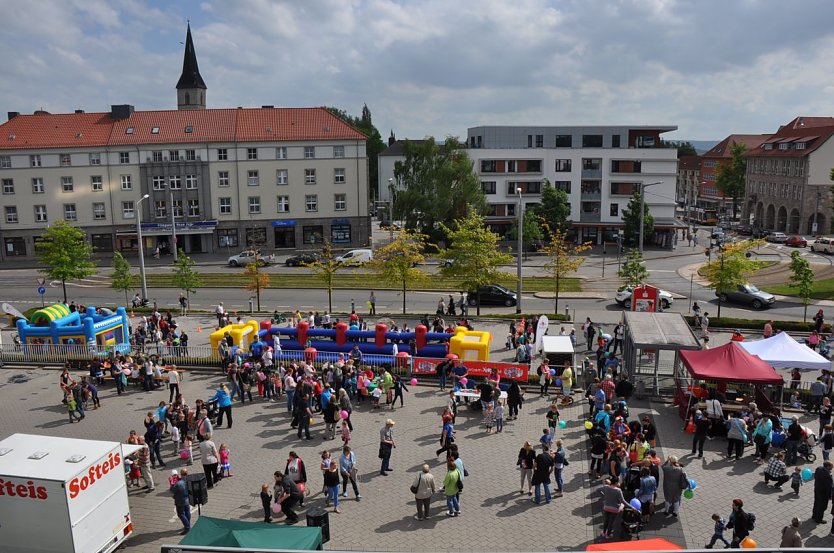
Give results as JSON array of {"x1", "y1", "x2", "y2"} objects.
[
  {"x1": 218, "y1": 171, "x2": 230, "y2": 187},
  {"x1": 334, "y1": 168, "x2": 345, "y2": 184},
  {"x1": 248, "y1": 170, "x2": 259, "y2": 186},
  {"x1": 582, "y1": 134, "x2": 603, "y2": 148},
  {"x1": 612, "y1": 135, "x2": 621, "y2": 148},
  {"x1": 34, "y1": 205, "x2": 47, "y2": 222},
  {"x1": 185, "y1": 126, "x2": 193, "y2": 134},
  {"x1": 536, "y1": 134, "x2": 543, "y2": 148},
  {"x1": 305, "y1": 194, "x2": 318, "y2": 212},
  {"x1": 304, "y1": 146, "x2": 315, "y2": 159},
  {"x1": 185, "y1": 149, "x2": 196, "y2": 161},
  {"x1": 121, "y1": 175, "x2": 132, "y2": 190},
  {"x1": 62, "y1": 176, "x2": 74, "y2": 192},
  {"x1": 89, "y1": 153, "x2": 101, "y2": 165},
  {"x1": 276, "y1": 147, "x2": 287, "y2": 160},
  {"x1": 122, "y1": 201, "x2": 134, "y2": 219},
  {"x1": 303, "y1": 225, "x2": 324, "y2": 245},
  {"x1": 555, "y1": 135, "x2": 572, "y2": 148},
  {"x1": 277, "y1": 195, "x2": 290, "y2": 213},
  {"x1": 245, "y1": 227, "x2": 266, "y2": 247},
  {"x1": 169, "y1": 150, "x2": 180, "y2": 161},
  {"x1": 126, "y1": 127, "x2": 135, "y2": 134},
  {"x1": 609, "y1": 203, "x2": 619, "y2": 217},
  {"x1": 2, "y1": 178, "x2": 13, "y2": 194},
  {"x1": 119, "y1": 152, "x2": 130, "y2": 164},
  {"x1": 152, "y1": 176, "x2": 166, "y2": 190},
  {"x1": 481, "y1": 181, "x2": 496, "y2": 194},
  {"x1": 795, "y1": 142, "x2": 806, "y2": 150},
  {"x1": 610, "y1": 182, "x2": 638, "y2": 196},
  {"x1": 90, "y1": 234, "x2": 113, "y2": 252},
  {"x1": 30, "y1": 155, "x2": 41, "y2": 167},
  {"x1": 276, "y1": 169, "x2": 288, "y2": 185},
  {"x1": 219, "y1": 197, "x2": 232, "y2": 214},
  {"x1": 154, "y1": 200, "x2": 167, "y2": 218},
  {"x1": 610, "y1": 160, "x2": 642, "y2": 173},
  {"x1": 188, "y1": 199, "x2": 200, "y2": 216},
  {"x1": 0, "y1": 155, "x2": 10, "y2": 168},
  {"x1": 553, "y1": 180, "x2": 571, "y2": 193},
  {"x1": 152, "y1": 151, "x2": 163, "y2": 162},
  {"x1": 151, "y1": 127, "x2": 159, "y2": 134},
  {"x1": 171, "y1": 200, "x2": 183, "y2": 217},
  {"x1": 527, "y1": 135, "x2": 533, "y2": 148},
  {"x1": 60, "y1": 154, "x2": 72, "y2": 166},
  {"x1": 63, "y1": 204, "x2": 77, "y2": 221},
  {"x1": 32, "y1": 177, "x2": 44, "y2": 193},
  {"x1": 247, "y1": 148, "x2": 258, "y2": 160},
  {"x1": 763, "y1": 143, "x2": 773, "y2": 151},
  {"x1": 555, "y1": 159, "x2": 572, "y2": 172},
  {"x1": 274, "y1": 226, "x2": 295, "y2": 248},
  {"x1": 508, "y1": 181, "x2": 541, "y2": 195},
  {"x1": 331, "y1": 224, "x2": 351, "y2": 244},
  {"x1": 305, "y1": 169, "x2": 317, "y2": 184},
  {"x1": 333, "y1": 145, "x2": 345, "y2": 158},
  {"x1": 167, "y1": 175, "x2": 181, "y2": 189},
  {"x1": 93, "y1": 202, "x2": 106, "y2": 220},
  {"x1": 217, "y1": 148, "x2": 228, "y2": 161},
  {"x1": 91, "y1": 176, "x2": 103, "y2": 191},
  {"x1": 5, "y1": 206, "x2": 17, "y2": 223},
  {"x1": 480, "y1": 160, "x2": 498, "y2": 173},
  {"x1": 778, "y1": 143, "x2": 789, "y2": 150},
  {"x1": 248, "y1": 196, "x2": 261, "y2": 214},
  {"x1": 4, "y1": 237, "x2": 25, "y2": 256},
  {"x1": 185, "y1": 175, "x2": 197, "y2": 189},
  {"x1": 334, "y1": 193, "x2": 346, "y2": 211},
  {"x1": 217, "y1": 229, "x2": 238, "y2": 248},
  {"x1": 582, "y1": 158, "x2": 601, "y2": 171},
  {"x1": 506, "y1": 203, "x2": 516, "y2": 217}
]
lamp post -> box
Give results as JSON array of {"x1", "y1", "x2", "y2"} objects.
[
  {"x1": 136, "y1": 194, "x2": 150, "y2": 302},
  {"x1": 516, "y1": 187, "x2": 523, "y2": 314},
  {"x1": 638, "y1": 181, "x2": 663, "y2": 254}
]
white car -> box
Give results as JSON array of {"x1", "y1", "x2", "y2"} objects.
[
  {"x1": 335, "y1": 249, "x2": 373, "y2": 265},
  {"x1": 227, "y1": 250, "x2": 276, "y2": 267},
  {"x1": 615, "y1": 286, "x2": 674, "y2": 309}
]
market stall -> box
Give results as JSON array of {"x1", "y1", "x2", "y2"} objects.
[{"x1": 739, "y1": 331, "x2": 831, "y2": 371}]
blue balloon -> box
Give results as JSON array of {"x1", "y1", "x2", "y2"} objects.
[
  {"x1": 629, "y1": 498, "x2": 641, "y2": 511},
  {"x1": 549, "y1": 368, "x2": 556, "y2": 376},
  {"x1": 689, "y1": 479, "x2": 697, "y2": 490},
  {"x1": 555, "y1": 379, "x2": 563, "y2": 387},
  {"x1": 802, "y1": 468, "x2": 813, "y2": 482}
]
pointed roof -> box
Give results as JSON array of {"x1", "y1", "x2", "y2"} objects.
[
  {"x1": 703, "y1": 134, "x2": 769, "y2": 158},
  {"x1": 176, "y1": 23, "x2": 206, "y2": 90}
]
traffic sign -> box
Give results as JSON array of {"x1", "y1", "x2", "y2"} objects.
[
  {"x1": 36, "y1": 277, "x2": 45, "y2": 286},
  {"x1": 37, "y1": 286, "x2": 46, "y2": 295}
]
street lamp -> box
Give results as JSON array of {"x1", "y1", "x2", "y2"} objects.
[
  {"x1": 136, "y1": 194, "x2": 150, "y2": 302},
  {"x1": 516, "y1": 187, "x2": 523, "y2": 314},
  {"x1": 638, "y1": 181, "x2": 663, "y2": 254}
]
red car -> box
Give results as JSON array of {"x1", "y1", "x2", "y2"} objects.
[{"x1": 785, "y1": 235, "x2": 807, "y2": 247}]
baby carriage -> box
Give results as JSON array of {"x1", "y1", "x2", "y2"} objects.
[
  {"x1": 620, "y1": 505, "x2": 643, "y2": 540},
  {"x1": 621, "y1": 465, "x2": 642, "y2": 501}
]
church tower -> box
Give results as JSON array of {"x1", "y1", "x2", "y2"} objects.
[{"x1": 176, "y1": 23, "x2": 207, "y2": 110}]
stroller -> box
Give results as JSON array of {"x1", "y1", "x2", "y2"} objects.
[
  {"x1": 620, "y1": 505, "x2": 643, "y2": 540},
  {"x1": 621, "y1": 465, "x2": 642, "y2": 501}
]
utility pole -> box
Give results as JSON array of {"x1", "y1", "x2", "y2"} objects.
[
  {"x1": 638, "y1": 182, "x2": 662, "y2": 254},
  {"x1": 516, "y1": 187, "x2": 523, "y2": 314}
]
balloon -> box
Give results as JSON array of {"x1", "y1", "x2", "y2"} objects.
[
  {"x1": 271, "y1": 502, "x2": 282, "y2": 514},
  {"x1": 297, "y1": 482, "x2": 306, "y2": 493},
  {"x1": 802, "y1": 468, "x2": 813, "y2": 482},
  {"x1": 410, "y1": 378, "x2": 418, "y2": 386},
  {"x1": 558, "y1": 420, "x2": 567, "y2": 429},
  {"x1": 122, "y1": 368, "x2": 131, "y2": 375},
  {"x1": 549, "y1": 368, "x2": 556, "y2": 376},
  {"x1": 364, "y1": 378, "x2": 371, "y2": 387},
  {"x1": 555, "y1": 379, "x2": 562, "y2": 387},
  {"x1": 459, "y1": 377, "x2": 468, "y2": 386},
  {"x1": 683, "y1": 489, "x2": 694, "y2": 499},
  {"x1": 629, "y1": 498, "x2": 641, "y2": 510},
  {"x1": 689, "y1": 479, "x2": 697, "y2": 490},
  {"x1": 584, "y1": 421, "x2": 594, "y2": 430},
  {"x1": 340, "y1": 410, "x2": 349, "y2": 420},
  {"x1": 741, "y1": 537, "x2": 757, "y2": 549}
]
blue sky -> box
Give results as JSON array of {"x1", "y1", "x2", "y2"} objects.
[{"x1": 2, "y1": 0, "x2": 834, "y2": 142}]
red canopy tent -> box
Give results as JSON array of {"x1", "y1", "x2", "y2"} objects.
[{"x1": 586, "y1": 537, "x2": 683, "y2": 551}]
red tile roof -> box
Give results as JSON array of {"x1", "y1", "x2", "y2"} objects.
[
  {"x1": 0, "y1": 107, "x2": 367, "y2": 150},
  {"x1": 678, "y1": 155, "x2": 701, "y2": 171},
  {"x1": 703, "y1": 134, "x2": 770, "y2": 158},
  {"x1": 749, "y1": 116, "x2": 834, "y2": 158}
]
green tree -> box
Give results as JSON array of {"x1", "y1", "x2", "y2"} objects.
[
  {"x1": 541, "y1": 230, "x2": 592, "y2": 313},
  {"x1": 171, "y1": 249, "x2": 202, "y2": 311},
  {"x1": 618, "y1": 248, "x2": 650, "y2": 288},
  {"x1": 715, "y1": 141, "x2": 748, "y2": 220},
  {"x1": 507, "y1": 209, "x2": 544, "y2": 255},
  {"x1": 325, "y1": 104, "x2": 385, "y2": 201},
  {"x1": 110, "y1": 251, "x2": 136, "y2": 305},
  {"x1": 370, "y1": 229, "x2": 429, "y2": 314},
  {"x1": 531, "y1": 179, "x2": 571, "y2": 234},
  {"x1": 703, "y1": 240, "x2": 761, "y2": 317},
  {"x1": 621, "y1": 191, "x2": 654, "y2": 246},
  {"x1": 438, "y1": 212, "x2": 513, "y2": 315},
  {"x1": 788, "y1": 250, "x2": 815, "y2": 321},
  {"x1": 243, "y1": 262, "x2": 270, "y2": 312},
  {"x1": 35, "y1": 220, "x2": 96, "y2": 303},
  {"x1": 661, "y1": 140, "x2": 698, "y2": 157},
  {"x1": 393, "y1": 137, "x2": 486, "y2": 242},
  {"x1": 305, "y1": 240, "x2": 344, "y2": 313}
]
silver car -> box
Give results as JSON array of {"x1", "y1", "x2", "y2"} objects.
[{"x1": 715, "y1": 283, "x2": 775, "y2": 310}]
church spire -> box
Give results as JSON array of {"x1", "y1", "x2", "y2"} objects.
[{"x1": 176, "y1": 23, "x2": 207, "y2": 110}]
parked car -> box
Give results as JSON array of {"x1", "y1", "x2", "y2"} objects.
[
  {"x1": 811, "y1": 237, "x2": 834, "y2": 254},
  {"x1": 715, "y1": 283, "x2": 775, "y2": 310},
  {"x1": 335, "y1": 249, "x2": 373, "y2": 265},
  {"x1": 785, "y1": 235, "x2": 808, "y2": 248},
  {"x1": 753, "y1": 229, "x2": 771, "y2": 239},
  {"x1": 379, "y1": 221, "x2": 401, "y2": 231},
  {"x1": 227, "y1": 250, "x2": 275, "y2": 267},
  {"x1": 766, "y1": 232, "x2": 787, "y2": 243},
  {"x1": 615, "y1": 286, "x2": 674, "y2": 310},
  {"x1": 467, "y1": 284, "x2": 517, "y2": 307},
  {"x1": 285, "y1": 252, "x2": 320, "y2": 267},
  {"x1": 736, "y1": 225, "x2": 753, "y2": 236},
  {"x1": 710, "y1": 227, "x2": 724, "y2": 240},
  {"x1": 438, "y1": 258, "x2": 455, "y2": 268}
]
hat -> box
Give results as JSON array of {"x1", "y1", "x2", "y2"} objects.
[
  {"x1": 171, "y1": 469, "x2": 179, "y2": 477},
  {"x1": 695, "y1": 410, "x2": 703, "y2": 416},
  {"x1": 732, "y1": 498, "x2": 743, "y2": 507},
  {"x1": 386, "y1": 419, "x2": 395, "y2": 426}
]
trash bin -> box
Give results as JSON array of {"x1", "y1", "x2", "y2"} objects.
[
  {"x1": 306, "y1": 506, "x2": 330, "y2": 543},
  {"x1": 186, "y1": 473, "x2": 208, "y2": 506}
]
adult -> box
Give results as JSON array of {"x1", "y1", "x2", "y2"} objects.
[
  {"x1": 379, "y1": 419, "x2": 396, "y2": 475},
  {"x1": 135, "y1": 436, "x2": 155, "y2": 492},
  {"x1": 611, "y1": 322, "x2": 624, "y2": 356},
  {"x1": 171, "y1": 468, "x2": 191, "y2": 534},
  {"x1": 763, "y1": 451, "x2": 790, "y2": 487},
  {"x1": 820, "y1": 397, "x2": 833, "y2": 436},
  {"x1": 323, "y1": 395, "x2": 339, "y2": 440},
  {"x1": 763, "y1": 320, "x2": 774, "y2": 339},
  {"x1": 585, "y1": 320, "x2": 596, "y2": 352},
  {"x1": 369, "y1": 291, "x2": 376, "y2": 315},
  {"x1": 785, "y1": 415, "x2": 803, "y2": 465},
  {"x1": 412, "y1": 464, "x2": 436, "y2": 521},
  {"x1": 814, "y1": 309, "x2": 825, "y2": 333},
  {"x1": 443, "y1": 458, "x2": 462, "y2": 516},
  {"x1": 780, "y1": 517, "x2": 803, "y2": 548},
  {"x1": 752, "y1": 413, "x2": 773, "y2": 464},
  {"x1": 436, "y1": 415, "x2": 455, "y2": 458},
  {"x1": 199, "y1": 433, "x2": 220, "y2": 489},
  {"x1": 635, "y1": 466, "x2": 658, "y2": 523},
  {"x1": 661, "y1": 455, "x2": 687, "y2": 518},
  {"x1": 600, "y1": 478, "x2": 626, "y2": 539},
  {"x1": 338, "y1": 389, "x2": 354, "y2": 432},
  {"x1": 283, "y1": 450, "x2": 307, "y2": 507},
  {"x1": 726, "y1": 498, "x2": 754, "y2": 548},
  {"x1": 338, "y1": 445, "x2": 361, "y2": 501},
  {"x1": 812, "y1": 461, "x2": 833, "y2": 523},
  {"x1": 507, "y1": 380, "x2": 523, "y2": 421},
  {"x1": 168, "y1": 366, "x2": 181, "y2": 404},
  {"x1": 297, "y1": 394, "x2": 313, "y2": 440},
  {"x1": 531, "y1": 448, "x2": 555, "y2": 505},
  {"x1": 195, "y1": 409, "x2": 213, "y2": 442},
  {"x1": 273, "y1": 472, "x2": 303, "y2": 525},
  {"x1": 517, "y1": 441, "x2": 536, "y2": 495},
  {"x1": 642, "y1": 416, "x2": 657, "y2": 448},
  {"x1": 144, "y1": 420, "x2": 166, "y2": 468},
  {"x1": 705, "y1": 392, "x2": 724, "y2": 438},
  {"x1": 726, "y1": 412, "x2": 747, "y2": 461},
  {"x1": 210, "y1": 385, "x2": 233, "y2": 429}
]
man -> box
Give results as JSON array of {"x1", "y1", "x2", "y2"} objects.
[
  {"x1": 379, "y1": 419, "x2": 396, "y2": 475},
  {"x1": 350, "y1": 344, "x2": 363, "y2": 363},
  {"x1": 692, "y1": 410, "x2": 710, "y2": 458},
  {"x1": 171, "y1": 468, "x2": 191, "y2": 534},
  {"x1": 785, "y1": 416, "x2": 803, "y2": 466},
  {"x1": 763, "y1": 452, "x2": 790, "y2": 487},
  {"x1": 705, "y1": 393, "x2": 724, "y2": 437},
  {"x1": 297, "y1": 394, "x2": 313, "y2": 440},
  {"x1": 593, "y1": 383, "x2": 606, "y2": 416},
  {"x1": 178, "y1": 293, "x2": 188, "y2": 317},
  {"x1": 610, "y1": 323, "x2": 624, "y2": 356},
  {"x1": 531, "y1": 449, "x2": 555, "y2": 505},
  {"x1": 369, "y1": 291, "x2": 376, "y2": 316},
  {"x1": 700, "y1": 312, "x2": 710, "y2": 336},
  {"x1": 274, "y1": 471, "x2": 303, "y2": 524},
  {"x1": 168, "y1": 367, "x2": 181, "y2": 404},
  {"x1": 215, "y1": 302, "x2": 225, "y2": 326},
  {"x1": 135, "y1": 436, "x2": 155, "y2": 492},
  {"x1": 812, "y1": 461, "x2": 833, "y2": 523},
  {"x1": 808, "y1": 378, "x2": 826, "y2": 414},
  {"x1": 585, "y1": 321, "x2": 596, "y2": 352},
  {"x1": 143, "y1": 360, "x2": 155, "y2": 392},
  {"x1": 614, "y1": 374, "x2": 633, "y2": 401},
  {"x1": 600, "y1": 374, "x2": 616, "y2": 403}
]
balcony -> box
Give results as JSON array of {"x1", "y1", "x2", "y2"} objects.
[
  {"x1": 580, "y1": 181, "x2": 601, "y2": 200},
  {"x1": 581, "y1": 168, "x2": 601, "y2": 179},
  {"x1": 580, "y1": 202, "x2": 601, "y2": 222}
]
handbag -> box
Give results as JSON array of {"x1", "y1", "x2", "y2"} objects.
[
  {"x1": 410, "y1": 474, "x2": 422, "y2": 494},
  {"x1": 753, "y1": 433, "x2": 765, "y2": 446}
]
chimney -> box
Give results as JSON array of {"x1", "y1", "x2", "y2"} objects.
[
  {"x1": 388, "y1": 130, "x2": 396, "y2": 147},
  {"x1": 33, "y1": 110, "x2": 50, "y2": 115},
  {"x1": 261, "y1": 105, "x2": 274, "y2": 109},
  {"x1": 7, "y1": 112, "x2": 19, "y2": 121},
  {"x1": 110, "y1": 104, "x2": 134, "y2": 120},
  {"x1": 74, "y1": 109, "x2": 85, "y2": 114}
]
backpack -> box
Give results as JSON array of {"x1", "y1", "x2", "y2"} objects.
[{"x1": 746, "y1": 512, "x2": 756, "y2": 531}]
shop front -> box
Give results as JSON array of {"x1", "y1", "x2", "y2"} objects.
[
  {"x1": 272, "y1": 219, "x2": 297, "y2": 249},
  {"x1": 116, "y1": 220, "x2": 217, "y2": 255}
]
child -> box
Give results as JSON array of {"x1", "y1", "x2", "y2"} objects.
[
  {"x1": 321, "y1": 450, "x2": 332, "y2": 497},
  {"x1": 494, "y1": 400, "x2": 505, "y2": 433},
  {"x1": 66, "y1": 395, "x2": 82, "y2": 423},
  {"x1": 168, "y1": 469, "x2": 181, "y2": 488},
  {"x1": 170, "y1": 424, "x2": 181, "y2": 455},
  {"x1": 546, "y1": 403, "x2": 561, "y2": 433},
  {"x1": 219, "y1": 444, "x2": 233, "y2": 477},
  {"x1": 790, "y1": 467, "x2": 803, "y2": 495},
  {"x1": 790, "y1": 392, "x2": 802, "y2": 409},
  {"x1": 484, "y1": 403, "x2": 496, "y2": 433},
  {"x1": 182, "y1": 434, "x2": 193, "y2": 465},
  {"x1": 340, "y1": 420, "x2": 351, "y2": 445},
  {"x1": 539, "y1": 428, "x2": 553, "y2": 452},
  {"x1": 260, "y1": 484, "x2": 273, "y2": 523},
  {"x1": 705, "y1": 513, "x2": 729, "y2": 549},
  {"x1": 324, "y1": 463, "x2": 341, "y2": 514},
  {"x1": 128, "y1": 457, "x2": 142, "y2": 487},
  {"x1": 371, "y1": 386, "x2": 383, "y2": 409}
]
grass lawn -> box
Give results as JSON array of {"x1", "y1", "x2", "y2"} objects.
[
  {"x1": 696, "y1": 259, "x2": 778, "y2": 277},
  {"x1": 145, "y1": 272, "x2": 581, "y2": 292},
  {"x1": 763, "y1": 277, "x2": 834, "y2": 300}
]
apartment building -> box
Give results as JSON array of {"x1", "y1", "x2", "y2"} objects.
[
  {"x1": 699, "y1": 134, "x2": 768, "y2": 217},
  {"x1": 0, "y1": 25, "x2": 369, "y2": 259},
  {"x1": 466, "y1": 125, "x2": 682, "y2": 248},
  {"x1": 676, "y1": 155, "x2": 700, "y2": 221}
]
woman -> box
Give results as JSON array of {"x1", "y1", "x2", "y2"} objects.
[
  {"x1": 507, "y1": 380, "x2": 523, "y2": 421},
  {"x1": 751, "y1": 413, "x2": 773, "y2": 464},
  {"x1": 599, "y1": 478, "x2": 626, "y2": 539},
  {"x1": 284, "y1": 451, "x2": 308, "y2": 506},
  {"x1": 726, "y1": 412, "x2": 748, "y2": 461},
  {"x1": 635, "y1": 466, "x2": 657, "y2": 523},
  {"x1": 538, "y1": 360, "x2": 551, "y2": 397},
  {"x1": 779, "y1": 517, "x2": 803, "y2": 548},
  {"x1": 642, "y1": 416, "x2": 657, "y2": 448},
  {"x1": 442, "y1": 459, "x2": 461, "y2": 517},
  {"x1": 338, "y1": 445, "x2": 361, "y2": 501},
  {"x1": 337, "y1": 389, "x2": 353, "y2": 432},
  {"x1": 820, "y1": 397, "x2": 833, "y2": 436},
  {"x1": 661, "y1": 455, "x2": 688, "y2": 517},
  {"x1": 589, "y1": 431, "x2": 607, "y2": 479},
  {"x1": 436, "y1": 297, "x2": 445, "y2": 316},
  {"x1": 198, "y1": 433, "x2": 220, "y2": 488},
  {"x1": 726, "y1": 498, "x2": 754, "y2": 548},
  {"x1": 814, "y1": 309, "x2": 825, "y2": 333},
  {"x1": 809, "y1": 330, "x2": 821, "y2": 351},
  {"x1": 411, "y1": 464, "x2": 436, "y2": 521},
  {"x1": 517, "y1": 441, "x2": 536, "y2": 495},
  {"x1": 210, "y1": 385, "x2": 233, "y2": 429},
  {"x1": 436, "y1": 415, "x2": 455, "y2": 458},
  {"x1": 609, "y1": 447, "x2": 627, "y2": 482}
]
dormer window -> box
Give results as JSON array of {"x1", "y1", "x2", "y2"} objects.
[
  {"x1": 778, "y1": 143, "x2": 788, "y2": 150},
  {"x1": 763, "y1": 144, "x2": 773, "y2": 150},
  {"x1": 152, "y1": 127, "x2": 160, "y2": 134},
  {"x1": 125, "y1": 127, "x2": 134, "y2": 134},
  {"x1": 185, "y1": 126, "x2": 193, "y2": 133},
  {"x1": 795, "y1": 142, "x2": 806, "y2": 150}
]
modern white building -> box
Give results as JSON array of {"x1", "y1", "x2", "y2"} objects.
[{"x1": 466, "y1": 125, "x2": 682, "y2": 247}]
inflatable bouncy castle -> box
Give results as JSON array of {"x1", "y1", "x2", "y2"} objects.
[{"x1": 16, "y1": 304, "x2": 130, "y2": 352}]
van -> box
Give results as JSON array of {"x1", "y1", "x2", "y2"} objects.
[
  {"x1": 811, "y1": 237, "x2": 834, "y2": 254},
  {"x1": 336, "y1": 249, "x2": 373, "y2": 265}
]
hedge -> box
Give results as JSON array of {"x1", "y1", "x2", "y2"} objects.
[{"x1": 682, "y1": 316, "x2": 831, "y2": 334}]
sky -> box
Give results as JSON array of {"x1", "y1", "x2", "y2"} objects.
[{"x1": 1, "y1": 0, "x2": 834, "y2": 142}]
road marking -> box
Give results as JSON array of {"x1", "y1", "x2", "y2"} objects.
[
  {"x1": 648, "y1": 270, "x2": 676, "y2": 272},
  {"x1": 168, "y1": 505, "x2": 199, "y2": 523}
]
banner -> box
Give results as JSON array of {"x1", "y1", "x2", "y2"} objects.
[{"x1": 412, "y1": 357, "x2": 529, "y2": 381}]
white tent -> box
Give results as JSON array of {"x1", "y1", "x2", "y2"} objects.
[{"x1": 739, "y1": 332, "x2": 832, "y2": 371}]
